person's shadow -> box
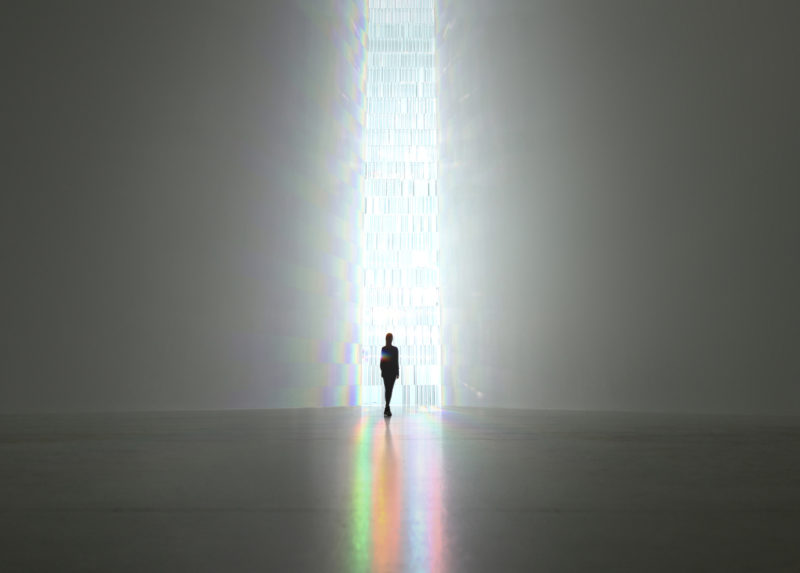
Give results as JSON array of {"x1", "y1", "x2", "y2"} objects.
[{"x1": 383, "y1": 416, "x2": 395, "y2": 465}]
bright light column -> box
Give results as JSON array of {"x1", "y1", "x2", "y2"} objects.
[{"x1": 361, "y1": 0, "x2": 440, "y2": 407}]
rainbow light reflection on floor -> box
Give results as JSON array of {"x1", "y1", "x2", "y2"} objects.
[{"x1": 348, "y1": 409, "x2": 447, "y2": 571}]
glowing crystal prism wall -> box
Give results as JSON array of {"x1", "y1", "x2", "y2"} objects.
[{"x1": 361, "y1": 0, "x2": 441, "y2": 407}]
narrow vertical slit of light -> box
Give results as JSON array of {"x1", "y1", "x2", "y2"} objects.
[{"x1": 361, "y1": 0, "x2": 440, "y2": 408}]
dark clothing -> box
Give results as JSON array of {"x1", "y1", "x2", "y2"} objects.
[
  {"x1": 383, "y1": 375, "x2": 396, "y2": 408},
  {"x1": 380, "y1": 345, "x2": 399, "y2": 379},
  {"x1": 380, "y1": 344, "x2": 399, "y2": 409}
]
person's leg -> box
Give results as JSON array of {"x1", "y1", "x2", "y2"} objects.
[{"x1": 383, "y1": 376, "x2": 395, "y2": 412}]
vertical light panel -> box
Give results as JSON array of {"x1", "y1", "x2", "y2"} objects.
[{"x1": 361, "y1": 0, "x2": 440, "y2": 407}]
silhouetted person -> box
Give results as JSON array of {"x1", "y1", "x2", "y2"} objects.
[{"x1": 380, "y1": 333, "x2": 399, "y2": 417}]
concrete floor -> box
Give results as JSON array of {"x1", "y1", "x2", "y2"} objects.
[{"x1": 1, "y1": 407, "x2": 799, "y2": 572}]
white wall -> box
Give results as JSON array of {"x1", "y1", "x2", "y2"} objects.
[
  {"x1": 3, "y1": 1, "x2": 799, "y2": 414},
  {"x1": 437, "y1": 0, "x2": 800, "y2": 413},
  {"x1": 1, "y1": 1, "x2": 365, "y2": 411}
]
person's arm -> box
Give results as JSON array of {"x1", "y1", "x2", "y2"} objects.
[{"x1": 395, "y1": 347, "x2": 399, "y2": 380}]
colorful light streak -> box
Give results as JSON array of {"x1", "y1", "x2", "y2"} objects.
[
  {"x1": 349, "y1": 415, "x2": 374, "y2": 573},
  {"x1": 348, "y1": 410, "x2": 448, "y2": 572}
]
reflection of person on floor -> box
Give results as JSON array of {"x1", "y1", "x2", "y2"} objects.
[{"x1": 380, "y1": 332, "x2": 399, "y2": 417}]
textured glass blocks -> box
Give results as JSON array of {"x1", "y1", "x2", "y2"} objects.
[{"x1": 361, "y1": 0, "x2": 440, "y2": 407}]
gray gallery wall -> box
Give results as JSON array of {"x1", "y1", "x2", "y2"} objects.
[
  {"x1": 438, "y1": 0, "x2": 800, "y2": 413},
  {"x1": 1, "y1": 1, "x2": 364, "y2": 412}
]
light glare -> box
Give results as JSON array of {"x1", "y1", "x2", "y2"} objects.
[{"x1": 361, "y1": 0, "x2": 441, "y2": 407}]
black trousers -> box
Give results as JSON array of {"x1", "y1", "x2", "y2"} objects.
[{"x1": 382, "y1": 375, "x2": 396, "y2": 408}]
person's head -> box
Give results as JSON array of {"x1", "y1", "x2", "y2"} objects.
[{"x1": 385, "y1": 332, "x2": 393, "y2": 346}]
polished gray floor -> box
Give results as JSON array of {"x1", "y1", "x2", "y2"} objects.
[{"x1": 1, "y1": 407, "x2": 799, "y2": 572}]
